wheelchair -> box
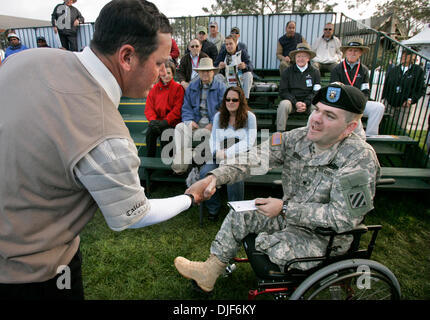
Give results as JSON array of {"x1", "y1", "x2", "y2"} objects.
[{"x1": 223, "y1": 179, "x2": 402, "y2": 300}]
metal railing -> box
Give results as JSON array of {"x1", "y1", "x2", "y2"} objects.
[{"x1": 337, "y1": 14, "x2": 429, "y2": 167}]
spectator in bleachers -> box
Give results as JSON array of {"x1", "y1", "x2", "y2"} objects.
[
  {"x1": 217, "y1": 27, "x2": 249, "y2": 56},
  {"x1": 199, "y1": 86, "x2": 257, "y2": 221},
  {"x1": 177, "y1": 38, "x2": 208, "y2": 90},
  {"x1": 382, "y1": 49, "x2": 425, "y2": 123},
  {"x1": 208, "y1": 21, "x2": 224, "y2": 52},
  {"x1": 144, "y1": 61, "x2": 185, "y2": 158},
  {"x1": 311, "y1": 22, "x2": 342, "y2": 74},
  {"x1": 3, "y1": 33, "x2": 28, "y2": 60},
  {"x1": 196, "y1": 26, "x2": 218, "y2": 62},
  {"x1": 229, "y1": 26, "x2": 248, "y2": 51},
  {"x1": 51, "y1": 0, "x2": 84, "y2": 51},
  {"x1": 36, "y1": 36, "x2": 50, "y2": 48},
  {"x1": 276, "y1": 43, "x2": 321, "y2": 132},
  {"x1": 331, "y1": 38, "x2": 385, "y2": 136},
  {"x1": 171, "y1": 58, "x2": 227, "y2": 175},
  {"x1": 276, "y1": 21, "x2": 307, "y2": 75},
  {"x1": 214, "y1": 35, "x2": 254, "y2": 99},
  {"x1": 169, "y1": 38, "x2": 180, "y2": 66}
]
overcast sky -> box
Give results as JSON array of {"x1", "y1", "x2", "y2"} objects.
[{"x1": 0, "y1": 0, "x2": 376, "y2": 22}]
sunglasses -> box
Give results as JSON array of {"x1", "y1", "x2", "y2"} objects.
[
  {"x1": 324, "y1": 28, "x2": 333, "y2": 31},
  {"x1": 225, "y1": 98, "x2": 239, "y2": 102},
  {"x1": 190, "y1": 45, "x2": 200, "y2": 48},
  {"x1": 231, "y1": 31, "x2": 239, "y2": 34}
]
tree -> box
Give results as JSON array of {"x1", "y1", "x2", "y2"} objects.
[
  {"x1": 202, "y1": 0, "x2": 335, "y2": 15},
  {"x1": 375, "y1": 0, "x2": 430, "y2": 36}
]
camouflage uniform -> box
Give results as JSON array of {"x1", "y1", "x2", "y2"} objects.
[{"x1": 209, "y1": 127, "x2": 380, "y2": 271}]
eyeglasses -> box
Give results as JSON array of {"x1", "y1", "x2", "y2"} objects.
[
  {"x1": 324, "y1": 28, "x2": 333, "y2": 31},
  {"x1": 225, "y1": 98, "x2": 239, "y2": 102},
  {"x1": 190, "y1": 45, "x2": 200, "y2": 48}
]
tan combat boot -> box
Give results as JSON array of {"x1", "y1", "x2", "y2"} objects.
[{"x1": 174, "y1": 254, "x2": 227, "y2": 292}]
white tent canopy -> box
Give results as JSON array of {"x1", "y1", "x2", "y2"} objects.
[{"x1": 402, "y1": 24, "x2": 430, "y2": 59}]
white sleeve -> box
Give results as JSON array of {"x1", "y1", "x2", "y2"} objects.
[
  {"x1": 74, "y1": 138, "x2": 191, "y2": 231},
  {"x1": 128, "y1": 195, "x2": 191, "y2": 228}
]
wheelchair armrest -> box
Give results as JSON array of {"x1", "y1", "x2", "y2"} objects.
[{"x1": 315, "y1": 225, "x2": 368, "y2": 237}]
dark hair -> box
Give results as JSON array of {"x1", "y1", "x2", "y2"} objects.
[
  {"x1": 165, "y1": 60, "x2": 176, "y2": 76},
  {"x1": 219, "y1": 87, "x2": 250, "y2": 130},
  {"x1": 91, "y1": 0, "x2": 172, "y2": 62},
  {"x1": 286, "y1": 21, "x2": 296, "y2": 28},
  {"x1": 225, "y1": 35, "x2": 236, "y2": 43}
]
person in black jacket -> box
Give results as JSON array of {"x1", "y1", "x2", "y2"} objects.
[
  {"x1": 276, "y1": 43, "x2": 321, "y2": 132},
  {"x1": 382, "y1": 49, "x2": 425, "y2": 130},
  {"x1": 276, "y1": 21, "x2": 307, "y2": 74},
  {"x1": 331, "y1": 38, "x2": 385, "y2": 136},
  {"x1": 196, "y1": 26, "x2": 218, "y2": 62},
  {"x1": 51, "y1": 0, "x2": 84, "y2": 51},
  {"x1": 177, "y1": 38, "x2": 208, "y2": 90},
  {"x1": 382, "y1": 49, "x2": 425, "y2": 111}
]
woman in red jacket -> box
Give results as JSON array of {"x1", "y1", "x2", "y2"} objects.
[{"x1": 144, "y1": 61, "x2": 185, "y2": 157}]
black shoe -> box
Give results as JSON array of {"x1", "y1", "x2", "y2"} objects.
[{"x1": 207, "y1": 212, "x2": 219, "y2": 222}]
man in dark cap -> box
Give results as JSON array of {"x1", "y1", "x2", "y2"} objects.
[
  {"x1": 36, "y1": 36, "x2": 50, "y2": 48},
  {"x1": 174, "y1": 83, "x2": 380, "y2": 293}
]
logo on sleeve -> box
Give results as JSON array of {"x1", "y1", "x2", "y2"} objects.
[
  {"x1": 126, "y1": 201, "x2": 144, "y2": 216},
  {"x1": 348, "y1": 191, "x2": 367, "y2": 209}
]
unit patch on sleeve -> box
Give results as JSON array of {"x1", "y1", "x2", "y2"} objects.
[{"x1": 271, "y1": 132, "x2": 282, "y2": 146}]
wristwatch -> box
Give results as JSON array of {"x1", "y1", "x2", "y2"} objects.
[
  {"x1": 281, "y1": 200, "x2": 289, "y2": 218},
  {"x1": 185, "y1": 193, "x2": 195, "y2": 207}
]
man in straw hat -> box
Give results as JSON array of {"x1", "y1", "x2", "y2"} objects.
[
  {"x1": 174, "y1": 83, "x2": 380, "y2": 293},
  {"x1": 276, "y1": 43, "x2": 321, "y2": 132},
  {"x1": 171, "y1": 57, "x2": 227, "y2": 175},
  {"x1": 331, "y1": 38, "x2": 386, "y2": 136}
]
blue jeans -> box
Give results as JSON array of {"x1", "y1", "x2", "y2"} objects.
[{"x1": 199, "y1": 163, "x2": 244, "y2": 215}]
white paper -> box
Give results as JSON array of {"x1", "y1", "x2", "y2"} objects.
[{"x1": 227, "y1": 200, "x2": 258, "y2": 212}]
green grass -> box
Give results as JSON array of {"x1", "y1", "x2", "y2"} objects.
[{"x1": 80, "y1": 182, "x2": 430, "y2": 300}]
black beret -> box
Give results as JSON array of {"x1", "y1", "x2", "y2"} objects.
[{"x1": 312, "y1": 82, "x2": 367, "y2": 114}]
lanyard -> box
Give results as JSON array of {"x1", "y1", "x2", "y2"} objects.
[
  {"x1": 191, "y1": 56, "x2": 200, "y2": 68},
  {"x1": 343, "y1": 60, "x2": 360, "y2": 86}
]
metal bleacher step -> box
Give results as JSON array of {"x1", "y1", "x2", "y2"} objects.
[{"x1": 118, "y1": 97, "x2": 146, "y2": 114}]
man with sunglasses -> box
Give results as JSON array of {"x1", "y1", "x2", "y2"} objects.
[
  {"x1": 177, "y1": 39, "x2": 208, "y2": 90},
  {"x1": 311, "y1": 22, "x2": 342, "y2": 74}
]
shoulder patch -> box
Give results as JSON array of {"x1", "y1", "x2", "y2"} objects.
[{"x1": 271, "y1": 132, "x2": 282, "y2": 146}]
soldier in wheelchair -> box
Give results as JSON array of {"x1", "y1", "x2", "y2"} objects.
[{"x1": 175, "y1": 83, "x2": 401, "y2": 299}]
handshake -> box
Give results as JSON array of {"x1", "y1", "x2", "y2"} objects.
[{"x1": 184, "y1": 174, "x2": 217, "y2": 205}]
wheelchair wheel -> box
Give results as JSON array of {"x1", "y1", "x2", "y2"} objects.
[{"x1": 289, "y1": 259, "x2": 401, "y2": 300}]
